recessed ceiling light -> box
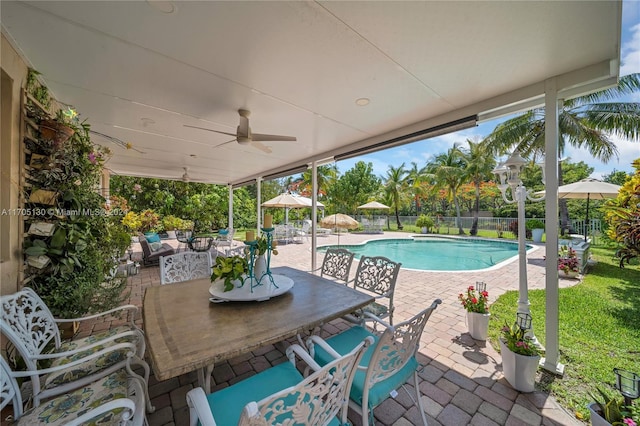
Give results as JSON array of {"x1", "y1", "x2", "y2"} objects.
[
  {"x1": 146, "y1": 0, "x2": 176, "y2": 14},
  {"x1": 355, "y1": 98, "x2": 370, "y2": 106}
]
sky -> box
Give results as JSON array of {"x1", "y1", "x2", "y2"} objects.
[{"x1": 336, "y1": 1, "x2": 640, "y2": 181}]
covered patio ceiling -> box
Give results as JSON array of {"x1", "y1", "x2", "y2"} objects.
[{"x1": 1, "y1": 1, "x2": 621, "y2": 185}]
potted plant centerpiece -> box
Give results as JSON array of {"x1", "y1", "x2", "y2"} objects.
[
  {"x1": 211, "y1": 255, "x2": 249, "y2": 292},
  {"x1": 558, "y1": 245, "x2": 580, "y2": 278},
  {"x1": 416, "y1": 215, "x2": 435, "y2": 234},
  {"x1": 499, "y1": 319, "x2": 541, "y2": 392},
  {"x1": 458, "y1": 284, "x2": 490, "y2": 340},
  {"x1": 526, "y1": 219, "x2": 545, "y2": 243}
]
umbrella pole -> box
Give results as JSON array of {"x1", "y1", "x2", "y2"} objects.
[{"x1": 584, "y1": 194, "x2": 590, "y2": 242}]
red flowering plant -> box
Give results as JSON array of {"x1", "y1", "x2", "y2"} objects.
[
  {"x1": 558, "y1": 245, "x2": 579, "y2": 274},
  {"x1": 458, "y1": 285, "x2": 490, "y2": 314}
]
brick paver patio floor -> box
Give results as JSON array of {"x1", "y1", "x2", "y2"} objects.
[{"x1": 79, "y1": 231, "x2": 583, "y2": 426}]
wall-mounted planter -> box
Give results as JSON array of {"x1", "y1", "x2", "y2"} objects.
[
  {"x1": 39, "y1": 119, "x2": 74, "y2": 147},
  {"x1": 27, "y1": 255, "x2": 51, "y2": 269},
  {"x1": 28, "y1": 189, "x2": 58, "y2": 205},
  {"x1": 27, "y1": 222, "x2": 56, "y2": 237}
]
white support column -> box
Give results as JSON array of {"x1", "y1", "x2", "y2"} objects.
[
  {"x1": 257, "y1": 178, "x2": 262, "y2": 232},
  {"x1": 542, "y1": 77, "x2": 564, "y2": 375},
  {"x1": 311, "y1": 162, "x2": 318, "y2": 271},
  {"x1": 228, "y1": 185, "x2": 234, "y2": 231}
]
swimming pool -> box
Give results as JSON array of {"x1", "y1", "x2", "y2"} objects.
[{"x1": 319, "y1": 237, "x2": 529, "y2": 271}]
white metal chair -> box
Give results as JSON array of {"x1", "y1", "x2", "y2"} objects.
[
  {"x1": 314, "y1": 248, "x2": 355, "y2": 284},
  {"x1": 307, "y1": 299, "x2": 442, "y2": 426},
  {"x1": 1, "y1": 355, "x2": 147, "y2": 426},
  {"x1": 350, "y1": 255, "x2": 401, "y2": 325},
  {"x1": 0, "y1": 287, "x2": 152, "y2": 409},
  {"x1": 215, "y1": 228, "x2": 235, "y2": 254},
  {"x1": 186, "y1": 338, "x2": 372, "y2": 426},
  {"x1": 160, "y1": 251, "x2": 213, "y2": 285}
]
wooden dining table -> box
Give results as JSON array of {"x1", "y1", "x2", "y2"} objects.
[{"x1": 143, "y1": 266, "x2": 374, "y2": 392}]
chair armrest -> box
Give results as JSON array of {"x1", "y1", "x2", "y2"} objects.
[
  {"x1": 362, "y1": 311, "x2": 391, "y2": 328},
  {"x1": 34, "y1": 330, "x2": 141, "y2": 359},
  {"x1": 66, "y1": 397, "x2": 137, "y2": 426},
  {"x1": 285, "y1": 343, "x2": 322, "y2": 373},
  {"x1": 12, "y1": 342, "x2": 137, "y2": 377},
  {"x1": 305, "y1": 335, "x2": 344, "y2": 360},
  {"x1": 55, "y1": 304, "x2": 138, "y2": 323},
  {"x1": 186, "y1": 387, "x2": 218, "y2": 426}
]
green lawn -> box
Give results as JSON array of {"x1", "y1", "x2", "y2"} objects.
[{"x1": 487, "y1": 246, "x2": 640, "y2": 421}]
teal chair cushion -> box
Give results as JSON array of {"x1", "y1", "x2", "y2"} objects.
[
  {"x1": 314, "y1": 326, "x2": 418, "y2": 409},
  {"x1": 144, "y1": 233, "x2": 161, "y2": 243},
  {"x1": 204, "y1": 361, "x2": 341, "y2": 425}
]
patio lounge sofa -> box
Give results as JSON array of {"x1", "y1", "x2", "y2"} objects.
[{"x1": 139, "y1": 234, "x2": 175, "y2": 266}]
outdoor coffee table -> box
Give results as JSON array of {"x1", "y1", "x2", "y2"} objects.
[{"x1": 143, "y1": 266, "x2": 374, "y2": 392}]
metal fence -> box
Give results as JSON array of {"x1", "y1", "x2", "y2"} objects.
[{"x1": 358, "y1": 215, "x2": 603, "y2": 243}]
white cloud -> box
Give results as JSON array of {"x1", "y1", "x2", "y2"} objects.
[
  {"x1": 620, "y1": 22, "x2": 640, "y2": 76},
  {"x1": 564, "y1": 134, "x2": 639, "y2": 178}
]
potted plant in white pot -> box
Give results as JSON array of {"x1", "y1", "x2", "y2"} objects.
[
  {"x1": 416, "y1": 215, "x2": 435, "y2": 234},
  {"x1": 499, "y1": 319, "x2": 541, "y2": 392},
  {"x1": 526, "y1": 219, "x2": 545, "y2": 243},
  {"x1": 458, "y1": 283, "x2": 490, "y2": 340},
  {"x1": 588, "y1": 385, "x2": 638, "y2": 426}
]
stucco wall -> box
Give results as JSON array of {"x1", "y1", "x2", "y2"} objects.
[{"x1": 1, "y1": 34, "x2": 28, "y2": 295}]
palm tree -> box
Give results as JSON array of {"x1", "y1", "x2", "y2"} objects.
[
  {"x1": 461, "y1": 139, "x2": 496, "y2": 236},
  {"x1": 299, "y1": 164, "x2": 338, "y2": 200},
  {"x1": 426, "y1": 143, "x2": 467, "y2": 234},
  {"x1": 485, "y1": 73, "x2": 640, "y2": 233},
  {"x1": 383, "y1": 163, "x2": 408, "y2": 230},
  {"x1": 406, "y1": 161, "x2": 430, "y2": 215}
]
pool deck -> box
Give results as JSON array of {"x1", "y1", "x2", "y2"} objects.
[{"x1": 101, "y1": 231, "x2": 583, "y2": 425}]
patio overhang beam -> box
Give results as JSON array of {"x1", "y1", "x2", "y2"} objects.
[
  {"x1": 334, "y1": 115, "x2": 477, "y2": 161},
  {"x1": 478, "y1": 59, "x2": 618, "y2": 122}
]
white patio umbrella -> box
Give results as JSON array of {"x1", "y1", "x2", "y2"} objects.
[
  {"x1": 357, "y1": 201, "x2": 390, "y2": 210},
  {"x1": 538, "y1": 178, "x2": 621, "y2": 241},
  {"x1": 261, "y1": 193, "x2": 324, "y2": 223}
]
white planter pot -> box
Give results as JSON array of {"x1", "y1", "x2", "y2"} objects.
[
  {"x1": 560, "y1": 270, "x2": 579, "y2": 279},
  {"x1": 587, "y1": 402, "x2": 611, "y2": 426},
  {"x1": 532, "y1": 228, "x2": 544, "y2": 243},
  {"x1": 499, "y1": 339, "x2": 540, "y2": 392},
  {"x1": 166, "y1": 230, "x2": 177, "y2": 239},
  {"x1": 254, "y1": 254, "x2": 268, "y2": 279},
  {"x1": 421, "y1": 227, "x2": 427, "y2": 234},
  {"x1": 466, "y1": 311, "x2": 490, "y2": 340}
]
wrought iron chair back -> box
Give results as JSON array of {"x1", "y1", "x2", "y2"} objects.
[
  {"x1": 319, "y1": 248, "x2": 355, "y2": 283},
  {"x1": 160, "y1": 251, "x2": 213, "y2": 285},
  {"x1": 352, "y1": 255, "x2": 401, "y2": 324}
]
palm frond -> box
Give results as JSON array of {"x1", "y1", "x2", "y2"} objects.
[{"x1": 575, "y1": 73, "x2": 640, "y2": 104}]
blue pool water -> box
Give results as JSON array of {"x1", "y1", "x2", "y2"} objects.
[{"x1": 319, "y1": 237, "x2": 524, "y2": 271}]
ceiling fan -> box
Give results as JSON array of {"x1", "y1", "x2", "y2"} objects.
[{"x1": 184, "y1": 109, "x2": 296, "y2": 154}]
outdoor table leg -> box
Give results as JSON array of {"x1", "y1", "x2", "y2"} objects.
[{"x1": 197, "y1": 364, "x2": 215, "y2": 394}]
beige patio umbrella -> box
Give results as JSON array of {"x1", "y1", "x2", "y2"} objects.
[
  {"x1": 261, "y1": 193, "x2": 324, "y2": 223},
  {"x1": 320, "y1": 213, "x2": 359, "y2": 245},
  {"x1": 537, "y1": 178, "x2": 621, "y2": 241},
  {"x1": 357, "y1": 201, "x2": 390, "y2": 210}
]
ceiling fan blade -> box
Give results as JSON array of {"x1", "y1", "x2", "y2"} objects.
[
  {"x1": 250, "y1": 133, "x2": 297, "y2": 142},
  {"x1": 184, "y1": 124, "x2": 236, "y2": 138},
  {"x1": 213, "y1": 138, "x2": 237, "y2": 148},
  {"x1": 252, "y1": 141, "x2": 272, "y2": 154}
]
